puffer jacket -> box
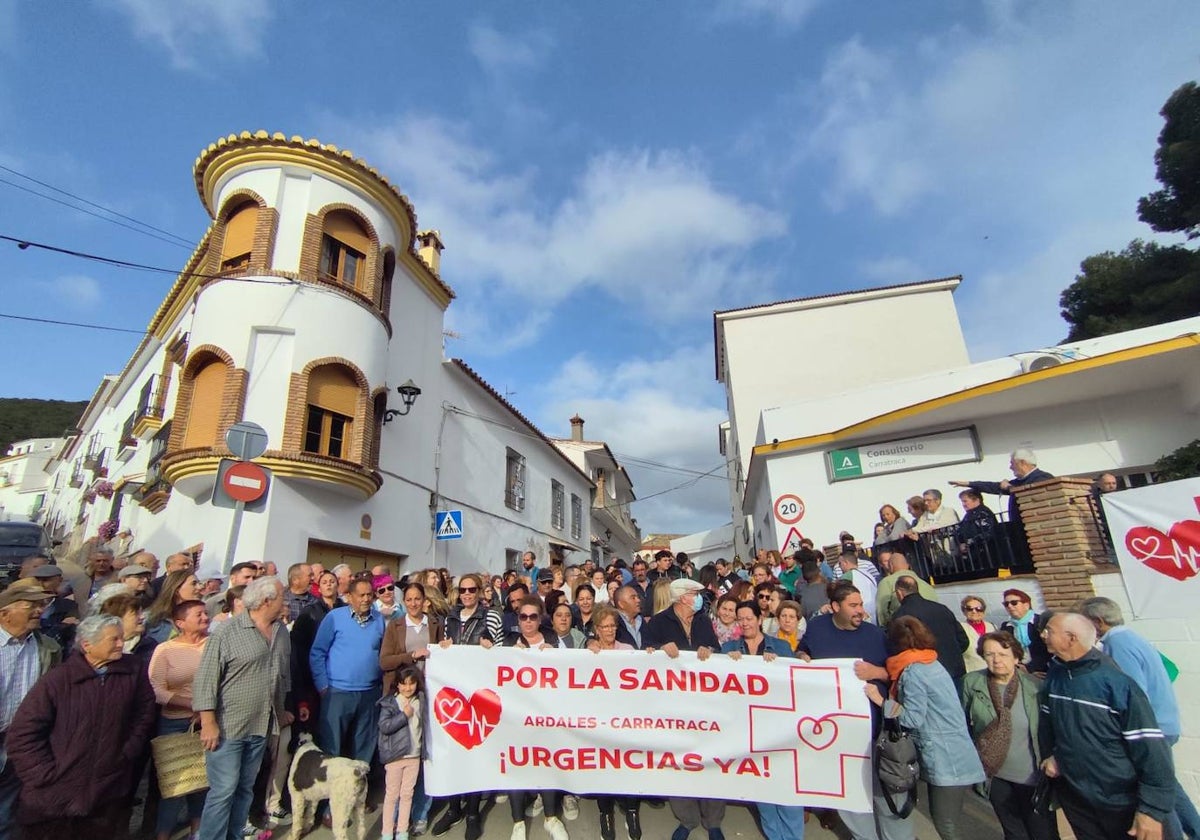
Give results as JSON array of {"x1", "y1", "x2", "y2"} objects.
[
  {"x1": 1039, "y1": 649, "x2": 1175, "y2": 821},
  {"x1": 8, "y1": 651, "x2": 156, "y2": 824},
  {"x1": 377, "y1": 694, "x2": 423, "y2": 763}
]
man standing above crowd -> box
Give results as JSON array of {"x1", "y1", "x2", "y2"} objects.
[
  {"x1": 951, "y1": 449, "x2": 1053, "y2": 564},
  {"x1": 1080, "y1": 598, "x2": 1199, "y2": 839},
  {"x1": 642, "y1": 579, "x2": 723, "y2": 840},
  {"x1": 193, "y1": 577, "x2": 292, "y2": 840},
  {"x1": 909, "y1": 489, "x2": 960, "y2": 533},
  {"x1": 1039, "y1": 612, "x2": 1174, "y2": 840},
  {"x1": 310, "y1": 577, "x2": 385, "y2": 765}
]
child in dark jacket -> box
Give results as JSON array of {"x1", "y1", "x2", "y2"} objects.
[{"x1": 378, "y1": 666, "x2": 425, "y2": 840}]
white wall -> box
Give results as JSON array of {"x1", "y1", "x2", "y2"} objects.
[
  {"x1": 750, "y1": 383, "x2": 1198, "y2": 553},
  {"x1": 671, "y1": 525, "x2": 735, "y2": 568}
]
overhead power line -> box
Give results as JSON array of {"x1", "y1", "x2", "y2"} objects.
[
  {"x1": 0, "y1": 312, "x2": 146, "y2": 335},
  {"x1": 0, "y1": 164, "x2": 193, "y2": 249}
]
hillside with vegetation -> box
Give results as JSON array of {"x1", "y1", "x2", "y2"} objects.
[{"x1": 0, "y1": 398, "x2": 88, "y2": 455}]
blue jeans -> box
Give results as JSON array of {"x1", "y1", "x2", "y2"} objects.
[
  {"x1": 758, "y1": 803, "x2": 805, "y2": 840},
  {"x1": 0, "y1": 760, "x2": 19, "y2": 840},
  {"x1": 156, "y1": 717, "x2": 208, "y2": 837},
  {"x1": 197, "y1": 735, "x2": 266, "y2": 840},
  {"x1": 317, "y1": 687, "x2": 381, "y2": 763}
]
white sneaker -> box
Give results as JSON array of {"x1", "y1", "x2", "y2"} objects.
[
  {"x1": 511, "y1": 822, "x2": 527, "y2": 840},
  {"x1": 267, "y1": 807, "x2": 292, "y2": 827},
  {"x1": 545, "y1": 816, "x2": 569, "y2": 840},
  {"x1": 525, "y1": 795, "x2": 543, "y2": 817},
  {"x1": 562, "y1": 795, "x2": 579, "y2": 821}
]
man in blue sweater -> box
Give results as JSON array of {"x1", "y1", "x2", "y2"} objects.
[
  {"x1": 1081, "y1": 597, "x2": 1199, "y2": 840},
  {"x1": 310, "y1": 577, "x2": 386, "y2": 763}
]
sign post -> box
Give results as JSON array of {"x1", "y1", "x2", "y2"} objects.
[{"x1": 215, "y1": 422, "x2": 271, "y2": 572}]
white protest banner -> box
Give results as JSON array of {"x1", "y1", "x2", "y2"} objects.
[
  {"x1": 1102, "y1": 477, "x2": 1200, "y2": 618},
  {"x1": 424, "y1": 646, "x2": 873, "y2": 811}
]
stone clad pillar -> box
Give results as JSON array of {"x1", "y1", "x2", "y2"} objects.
[{"x1": 1013, "y1": 477, "x2": 1109, "y2": 610}]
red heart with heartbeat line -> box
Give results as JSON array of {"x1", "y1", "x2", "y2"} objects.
[
  {"x1": 434, "y1": 687, "x2": 502, "y2": 750},
  {"x1": 1125, "y1": 524, "x2": 1200, "y2": 582},
  {"x1": 796, "y1": 715, "x2": 839, "y2": 751}
]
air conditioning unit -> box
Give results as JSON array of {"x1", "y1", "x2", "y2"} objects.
[{"x1": 1014, "y1": 353, "x2": 1063, "y2": 374}]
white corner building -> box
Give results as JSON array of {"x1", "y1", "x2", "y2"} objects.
[{"x1": 42, "y1": 131, "x2": 593, "y2": 576}]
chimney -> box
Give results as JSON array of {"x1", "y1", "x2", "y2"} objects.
[
  {"x1": 569, "y1": 414, "x2": 585, "y2": 442},
  {"x1": 416, "y1": 229, "x2": 445, "y2": 274}
]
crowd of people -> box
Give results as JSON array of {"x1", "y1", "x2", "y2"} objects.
[{"x1": 0, "y1": 521, "x2": 1193, "y2": 840}]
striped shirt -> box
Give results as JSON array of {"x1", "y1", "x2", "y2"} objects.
[
  {"x1": 0, "y1": 629, "x2": 39, "y2": 733},
  {"x1": 192, "y1": 612, "x2": 291, "y2": 740}
]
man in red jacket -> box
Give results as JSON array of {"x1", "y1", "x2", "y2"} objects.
[{"x1": 7, "y1": 613, "x2": 156, "y2": 839}]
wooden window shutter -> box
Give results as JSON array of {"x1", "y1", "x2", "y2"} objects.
[
  {"x1": 222, "y1": 204, "x2": 258, "y2": 262},
  {"x1": 308, "y1": 365, "x2": 359, "y2": 416},
  {"x1": 324, "y1": 211, "x2": 371, "y2": 255},
  {"x1": 183, "y1": 360, "x2": 228, "y2": 449}
]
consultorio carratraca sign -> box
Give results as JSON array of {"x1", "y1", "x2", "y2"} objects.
[
  {"x1": 827, "y1": 427, "x2": 980, "y2": 482},
  {"x1": 424, "y1": 646, "x2": 874, "y2": 811}
]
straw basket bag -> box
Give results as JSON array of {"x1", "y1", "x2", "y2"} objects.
[{"x1": 150, "y1": 723, "x2": 209, "y2": 798}]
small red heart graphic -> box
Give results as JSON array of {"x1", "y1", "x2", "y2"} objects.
[
  {"x1": 1126, "y1": 526, "x2": 1197, "y2": 582},
  {"x1": 796, "y1": 715, "x2": 839, "y2": 751},
  {"x1": 434, "y1": 687, "x2": 502, "y2": 750}
]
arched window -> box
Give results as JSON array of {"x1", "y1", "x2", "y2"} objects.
[
  {"x1": 380, "y1": 249, "x2": 396, "y2": 316},
  {"x1": 221, "y1": 203, "x2": 258, "y2": 271},
  {"x1": 320, "y1": 211, "x2": 371, "y2": 289},
  {"x1": 183, "y1": 359, "x2": 228, "y2": 449},
  {"x1": 305, "y1": 364, "x2": 359, "y2": 458}
]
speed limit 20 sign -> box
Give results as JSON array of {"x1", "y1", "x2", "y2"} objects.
[{"x1": 773, "y1": 494, "x2": 805, "y2": 525}]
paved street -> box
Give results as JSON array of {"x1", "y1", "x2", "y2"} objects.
[{"x1": 270, "y1": 785, "x2": 1007, "y2": 840}]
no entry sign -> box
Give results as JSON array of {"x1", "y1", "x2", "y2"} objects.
[{"x1": 223, "y1": 460, "x2": 269, "y2": 503}]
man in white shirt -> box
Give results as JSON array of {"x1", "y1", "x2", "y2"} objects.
[{"x1": 837, "y1": 545, "x2": 879, "y2": 624}]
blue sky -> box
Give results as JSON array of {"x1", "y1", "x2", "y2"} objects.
[{"x1": 1, "y1": 0, "x2": 1197, "y2": 534}]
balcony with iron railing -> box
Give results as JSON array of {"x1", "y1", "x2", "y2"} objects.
[
  {"x1": 82, "y1": 435, "x2": 104, "y2": 470},
  {"x1": 138, "y1": 421, "x2": 173, "y2": 513},
  {"x1": 873, "y1": 512, "x2": 1044, "y2": 585},
  {"x1": 132, "y1": 375, "x2": 166, "y2": 438},
  {"x1": 116, "y1": 413, "x2": 138, "y2": 461},
  {"x1": 68, "y1": 462, "x2": 85, "y2": 488}
]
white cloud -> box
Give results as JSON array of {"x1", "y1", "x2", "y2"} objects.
[
  {"x1": 102, "y1": 0, "x2": 271, "y2": 70},
  {"x1": 712, "y1": 0, "x2": 823, "y2": 29},
  {"x1": 858, "y1": 256, "x2": 925, "y2": 285},
  {"x1": 535, "y1": 347, "x2": 732, "y2": 534},
  {"x1": 467, "y1": 23, "x2": 552, "y2": 78},
  {"x1": 345, "y1": 115, "x2": 786, "y2": 350},
  {"x1": 36, "y1": 274, "x2": 103, "y2": 309}
]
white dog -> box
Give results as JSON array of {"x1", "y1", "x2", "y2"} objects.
[{"x1": 287, "y1": 734, "x2": 370, "y2": 840}]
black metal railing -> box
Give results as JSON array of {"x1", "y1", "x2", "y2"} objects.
[
  {"x1": 135, "y1": 375, "x2": 164, "y2": 423},
  {"x1": 119, "y1": 413, "x2": 137, "y2": 449},
  {"x1": 874, "y1": 514, "x2": 1033, "y2": 584},
  {"x1": 1079, "y1": 490, "x2": 1118, "y2": 565}
]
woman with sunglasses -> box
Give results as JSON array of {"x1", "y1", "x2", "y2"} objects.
[
  {"x1": 374, "y1": 574, "x2": 399, "y2": 619},
  {"x1": 431, "y1": 573, "x2": 504, "y2": 839},
  {"x1": 503, "y1": 596, "x2": 571, "y2": 840},
  {"x1": 997, "y1": 589, "x2": 1050, "y2": 675},
  {"x1": 959, "y1": 596, "x2": 996, "y2": 673}
]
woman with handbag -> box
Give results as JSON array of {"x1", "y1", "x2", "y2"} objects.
[
  {"x1": 147, "y1": 599, "x2": 211, "y2": 840},
  {"x1": 961, "y1": 631, "x2": 1058, "y2": 840},
  {"x1": 865, "y1": 616, "x2": 984, "y2": 840}
]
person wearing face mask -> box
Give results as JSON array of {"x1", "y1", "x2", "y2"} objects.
[{"x1": 641, "y1": 579, "x2": 723, "y2": 840}]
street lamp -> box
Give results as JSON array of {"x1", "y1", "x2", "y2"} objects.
[{"x1": 383, "y1": 380, "x2": 422, "y2": 423}]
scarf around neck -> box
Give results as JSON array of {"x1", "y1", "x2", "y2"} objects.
[
  {"x1": 885, "y1": 648, "x2": 938, "y2": 698},
  {"x1": 1010, "y1": 611, "x2": 1034, "y2": 646}
]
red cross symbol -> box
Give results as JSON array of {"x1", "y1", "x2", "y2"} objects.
[{"x1": 748, "y1": 664, "x2": 872, "y2": 797}]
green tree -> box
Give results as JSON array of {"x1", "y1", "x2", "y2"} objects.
[
  {"x1": 1137, "y1": 82, "x2": 1200, "y2": 239},
  {"x1": 1059, "y1": 240, "x2": 1200, "y2": 341},
  {"x1": 1154, "y1": 439, "x2": 1200, "y2": 482}
]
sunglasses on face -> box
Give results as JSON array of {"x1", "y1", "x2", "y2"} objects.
[
  {"x1": 376, "y1": 586, "x2": 393, "y2": 595},
  {"x1": 1003, "y1": 600, "x2": 1023, "y2": 607},
  {"x1": 964, "y1": 606, "x2": 983, "y2": 613},
  {"x1": 518, "y1": 613, "x2": 540, "y2": 621},
  {"x1": 459, "y1": 586, "x2": 478, "y2": 593}
]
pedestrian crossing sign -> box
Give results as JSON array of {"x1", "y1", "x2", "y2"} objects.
[{"x1": 435, "y1": 510, "x2": 463, "y2": 540}]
